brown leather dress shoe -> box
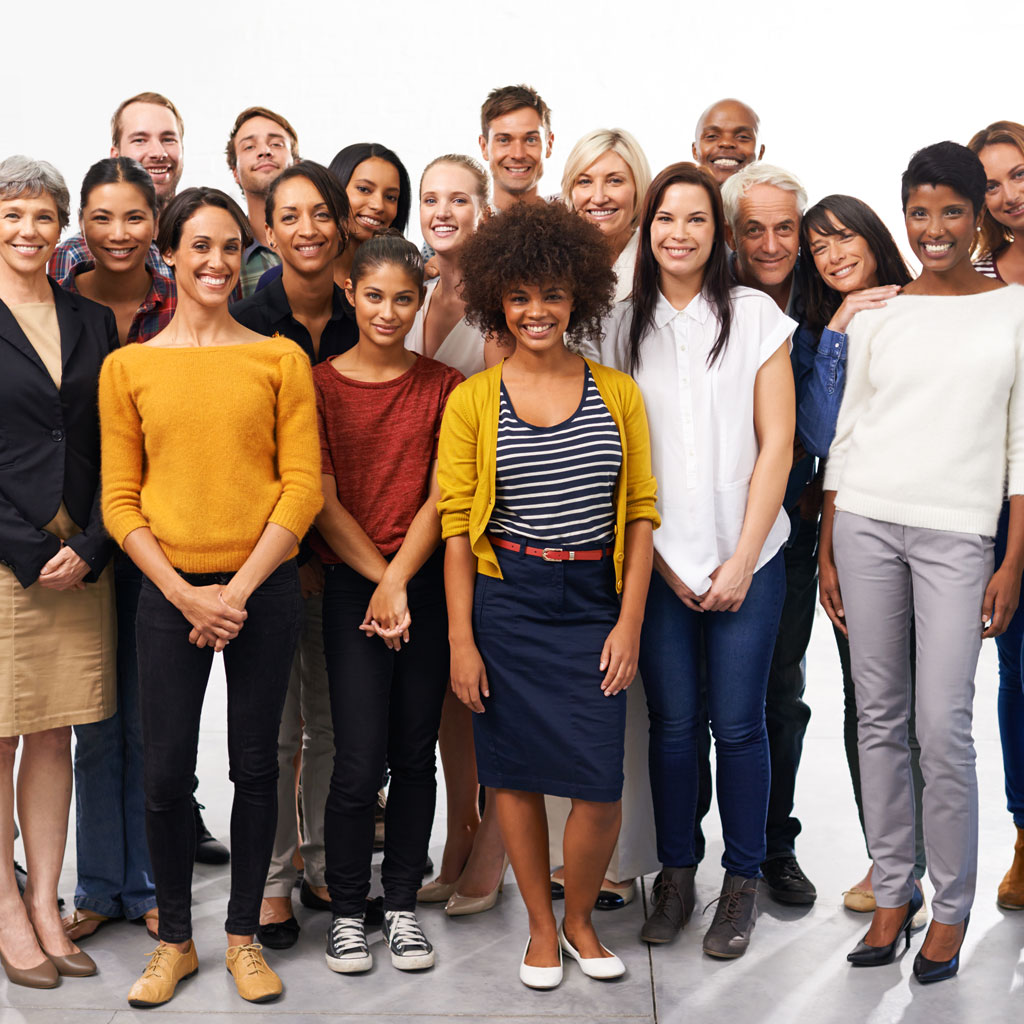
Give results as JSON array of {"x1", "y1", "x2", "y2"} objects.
[
  {"x1": 225, "y1": 943, "x2": 282, "y2": 1002},
  {"x1": 0, "y1": 948, "x2": 59, "y2": 989},
  {"x1": 998, "y1": 825, "x2": 1024, "y2": 910},
  {"x1": 45, "y1": 949, "x2": 97, "y2": 977}
]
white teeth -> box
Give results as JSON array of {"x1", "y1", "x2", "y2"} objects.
[
  {"x1": 713, "y1": 158, "x2": 740, "y2": 167},
  {"x1": 432, "y1": 225, "x2": 456, "y2": 235},
  {"x1": 832, "y1": 265, "x2": 854, "y2": 277},
  {"x1": 587, "y1": 209, "x2": 617, "y2": 218},
  {"x1": 106, "y1": 248, "x2": 133, "y2": 256},
  {"x1": 12, "y1": 244, "x2": 42, "y2": 253},
  {"x1": 923, "y1": 243, "x2": 953, "y2": 253},
  {"x1": 357, "y1": 215, "x2": 383, "y2": 226},
  {"x1": 524, "y1": 324, "x2": 551, "y2": 334},
  {"x1": 198, "y1": 275, "x2": 227, "y2": 286},
  {"x1": 296, "y1": 244, "x2": 321, "y2": 252}
]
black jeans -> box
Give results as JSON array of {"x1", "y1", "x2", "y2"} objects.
[
  {"x1": 136, "y1": 562, "x2": 302, "y2": 941},
  {"x1": 322, "y1": 551, "x2": 449, "y2": 916}
]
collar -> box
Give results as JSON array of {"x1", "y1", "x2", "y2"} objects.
[
  {"x1": 61, "y1": 259, "x2": 173, "y2": 312},
  {"x1": 262, "y1": 275, "x2": 352, "y2": 327},
  {"x1": 653, "y1": 288, "x2": 714, "y2": 329},
  {"x1": 728, "y1": 250, "x2": 803, "y2": 317}
]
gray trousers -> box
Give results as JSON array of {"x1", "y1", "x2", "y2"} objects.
[
  {"x1": 264, "y1": 593, "x2": 333, "y2": 896},
  {"x1": 833, "y1": 511, "x2": 993, "y2": 924}
]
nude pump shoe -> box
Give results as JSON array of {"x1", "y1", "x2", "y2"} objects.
[{"x1": 444, "y1": 856, "x2": 510, "y2": 917}]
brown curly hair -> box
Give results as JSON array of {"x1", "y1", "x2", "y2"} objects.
[{"x1": 458, "y1": 201, "x2": 617, "y2": 345}]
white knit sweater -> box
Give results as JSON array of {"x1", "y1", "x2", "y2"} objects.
[{"x1": 824, "y1": 284, "x2": 1024, "y2": 536}]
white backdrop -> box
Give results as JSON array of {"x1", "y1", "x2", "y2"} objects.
[{"x1": 10, "y1": 0, "x2": 1023, "y2": 263}]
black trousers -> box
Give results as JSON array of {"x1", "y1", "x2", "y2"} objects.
[
  {"x1": 137, "y1": 562, "x2": 302, "y2": 941},
  {"x1": 322, "y1": 551, "x2": 449, "y2": 916}
]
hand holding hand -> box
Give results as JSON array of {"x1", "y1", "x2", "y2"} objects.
[
  {"x1": 179, "y1": 584, "x2": 247, "y2": 650},
  {"x1": 699, "y1": 556, "x2": 752, "y2": 613},
  {"x1": 653, "y1": 550, "x2": 705, "y2": 611},
  {"x1": 37, "y1": 544, "x2": 90, "y2": 591}
]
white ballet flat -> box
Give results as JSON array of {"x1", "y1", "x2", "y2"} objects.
[
  {"x1": 558, "y1": 925, "x2": 625, "y2": 979},
  {"x1": 519, "y1": 937, "x2": 563, "y2": 989}
]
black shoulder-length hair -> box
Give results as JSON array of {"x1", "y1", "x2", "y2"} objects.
[
  {"x1": 628, "y1": 161, "x2": 732, "y2": 375},
  {"x1": 327, "y1": 142, "x2": 411, "y2": 235},
  {"x1": 797, "y1": 195, "x2": 912, "y2": 333}
]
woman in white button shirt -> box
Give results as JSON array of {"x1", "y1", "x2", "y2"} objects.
[{"x1": 589, "y1": 161, "x2": 795, "y2": 958}]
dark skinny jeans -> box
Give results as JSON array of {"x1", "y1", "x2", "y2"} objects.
[{"x1": 136, "y1": 562, "x2": 302, "y2": 941}]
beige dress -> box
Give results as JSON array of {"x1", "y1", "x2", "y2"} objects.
[{"x1": 0, "y1": 303, "x2": 115, "y2": 736}]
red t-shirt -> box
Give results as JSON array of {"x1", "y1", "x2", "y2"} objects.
[{"x1": 312, "y1": 354, "x2": 465, "y2": 560}]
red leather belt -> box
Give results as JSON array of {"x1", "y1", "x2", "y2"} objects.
[{"x1": 487, "y1": 535, "x2": 612, "y2": 562}]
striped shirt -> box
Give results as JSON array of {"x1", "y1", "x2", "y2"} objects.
[
  {"x1": 490, "y1": 367, "x2": 622, "y2": 546},
  {"x1": 974, "y1": 256, "x2": 1003, "y2": 281}
]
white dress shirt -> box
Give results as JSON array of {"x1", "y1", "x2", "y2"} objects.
[{"x1": 589, "y1": 286, "x2": 796, "y2": 594}]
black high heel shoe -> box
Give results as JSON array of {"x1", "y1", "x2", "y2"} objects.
[
  {"x1": 847, "y1": 887, "x2": 924, "y2": 966},
  {"x1": 912, "y1": 913, "x2": 969, "y2": 984}
]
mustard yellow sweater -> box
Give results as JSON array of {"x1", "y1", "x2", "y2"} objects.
[{"x1": 99, "y1": 337, "x2": 323, "y2": 573}]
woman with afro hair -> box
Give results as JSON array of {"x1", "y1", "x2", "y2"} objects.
[{"x1": 436, "y1": 200, "x2": 659, "y2": 989}]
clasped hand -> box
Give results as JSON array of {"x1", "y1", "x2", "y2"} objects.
[
  {"x1": 181, "y1": 584, "x2": 247, "y2": 651},
  {"x1": 37, "y1": 543, "x2": 89, "y2": 591},
  {"x1": 360, "y1": 573, "x2": 411, "y2": 651}
]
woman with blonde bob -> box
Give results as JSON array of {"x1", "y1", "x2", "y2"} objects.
[{"x1": 561, "y1": 129, "x2": 651, "y2": 302}]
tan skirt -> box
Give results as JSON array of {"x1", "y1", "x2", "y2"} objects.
[{"x1": 0, "y1": 509, "x2": 115, "y2": 736}]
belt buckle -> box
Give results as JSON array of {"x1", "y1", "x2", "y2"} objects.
[{"x1": 541, "y1": 548, "x2": 573, "y2": 561}]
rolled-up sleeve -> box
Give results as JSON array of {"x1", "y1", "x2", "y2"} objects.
[{"x1": 436, "y1": 381, "x2": 479, "y2": 539}]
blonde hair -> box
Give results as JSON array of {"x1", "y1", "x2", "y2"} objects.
[
  {"x1": 967, "y1": 120, "x2": 1024, "y2": 260},
  {"x1": 419, "y1": 153, "x2": 489, "y2": 208},
  {"x1": 560, "y1": 129, "x2": 651, "y2": 233}
]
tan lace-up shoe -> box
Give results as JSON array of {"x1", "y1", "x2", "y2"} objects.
[
  {"x1": 225, "y1": 943, "x2": 282, "y2": 1002},
  {"x1": 997, "y1": 826, "x2": 1024, "y2": 910},
  {"x1": 127, "y1": 941, "x2": 199, "y2": 1007}
]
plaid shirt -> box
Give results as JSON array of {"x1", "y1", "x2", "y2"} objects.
[
  {"x1": 59, "y1": 258, "x2": 176, "y2": 345},
  {"x1": 235, "y1": 241, "x2": 280, "y2": 301}
]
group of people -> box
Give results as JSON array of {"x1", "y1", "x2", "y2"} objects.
[{"x1": 1, "y1": 81, "x2": 1023, "y2": 1007}]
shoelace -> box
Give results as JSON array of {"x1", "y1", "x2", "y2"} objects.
[
  {"x1": 702, "y1": 886, "x2": 759, "y2": 922},
  {"x1": 770, "y1": 859, "x2": 805, "y2": 884},
  {"x1": 226, "y1": 943, "x2": 267, "y2": 976},
  {"x1": 330, "y1": 917, "x2": 367, "y2": 952},
  {"x1": 141, "y1": 945, "x2": 174, "y2": 979},
  {"x1": 652, "y1": 879, "x2": 682, "y2": 916},
  {"x1": 385, "y1": 911, "x2": 429, "y2": 952}
]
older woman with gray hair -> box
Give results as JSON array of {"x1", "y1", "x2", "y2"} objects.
[
  {"x1": 561, "y1": 128, "x2": 652, "y2": 302},
  {"x1": 0, "y1": 155, "x2": 118, "y2": 988}
]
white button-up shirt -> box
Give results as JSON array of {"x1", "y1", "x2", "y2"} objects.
[{"x1": 585, "y1": 286, "x2": 796, "y2": 594}]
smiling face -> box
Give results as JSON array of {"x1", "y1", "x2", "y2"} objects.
[
  {"x1": 419, "y1": 162, "x2": 485, "y2": 256},
  {"x1": 979, "y1": 142, "x2": 1024, "y2": 236},
  {"x1": 163, "y1": 204, "x2": 242, "y2": 307},
  {"x1": 114, "y1": 102, "x2": 183, "y2": 204},
  {"x1": 267, "y1": 176, "x2": 341, "y2": 276},
  {"x1": 345, "y1": 158, "x2": 401, "y2": 243},
  {"x1": 649, "y1": 182, "x2": 716, "y2": 288},
  {"x1": 732, "y1": 183, "x2": 800, "y2": 290},
  {"x1": 501, "y1": 281, "x2": 574, "y2": 353},
  {"x1": 0, "y1": 192, "x2": 61, "y2": 279},
  {"x1": 904, "y1": 183, "x2": 978, "y2": 274},
  {"x1": 480, "y1": 108, "x2": 552, "y2": 200},
  {"x1": 693, "y1": 100, "x2": 764, "y2": 186},
  {"x1": 570, "y1": 149, "x2": 636, "y2": 251},
  {"x1": 807, "y1": 212, "x2": 879, "y2": 294},
  {"x1": 232, "y1": 115, "x2": 294, "y2": 199},
  {"x1": 80, "y1": 182, "x2": 154, "y2": 276},
  {"x1": 346, "y1": 263, "x2": 423, "y2": 348}
]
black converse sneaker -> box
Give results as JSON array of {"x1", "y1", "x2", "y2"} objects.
[
  {"x1": 381, "y1": 910, "x2": 435, "y2": 970},
  {"x1": 325, "y1": 915, "x2": 372, "y2": 973}
]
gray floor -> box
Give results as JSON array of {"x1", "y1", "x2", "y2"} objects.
[{"x1": 5, "y1": 607, "x2": 1024, "y2": 1023}]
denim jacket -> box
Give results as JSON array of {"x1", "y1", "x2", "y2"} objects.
[{"x1": 794, "y1": 324, "x2": 847, "y2": 460}]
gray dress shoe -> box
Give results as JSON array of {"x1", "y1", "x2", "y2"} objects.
[
  {"x1": 640, "y1": 866, "x2": 696, "y2": 944},
  {"x1": 702, "y1": 872, "x2": 759, "y2": 958}
]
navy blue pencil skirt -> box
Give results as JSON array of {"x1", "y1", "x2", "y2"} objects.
[{"x1": 472, "y1": 540, "x2": 625, "y2": 802}]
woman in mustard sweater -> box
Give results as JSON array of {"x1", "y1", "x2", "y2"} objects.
[
  {"x1": 437, "y1": 201, "x2": 658, "y2": 990},
  {"x1": 99, "y1": 188, "x2": 322, "y2": 1009}
]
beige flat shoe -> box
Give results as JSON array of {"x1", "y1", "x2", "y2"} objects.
[
  {"x1": 842, "y1": 886, "x2": 876, "y2": 913},
  {"x1": 445, "y1": 856, "x2": 510, "y2": 917},
  {"x1": 225, "y1": 943, "x2": 281, "y2": 1003}
]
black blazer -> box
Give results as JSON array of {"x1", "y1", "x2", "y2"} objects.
[{"x1": 0, "y1": 279, "x2": 117, "y2": 588}]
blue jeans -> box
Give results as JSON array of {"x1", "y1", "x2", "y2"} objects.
[
  {"x1": 640, "y1": 551, "x2": 785, "y2": 877},
  {"x1": 72, "y1": 555, "x2": 156, "y2": 919},
  {"x1": 995, "y1": 502, "x2": 1024, "y2": 828}
]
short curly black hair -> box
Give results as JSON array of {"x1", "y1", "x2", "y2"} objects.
[{"x1": 458, "y1": 201, "x2": 616, "y2": 345}]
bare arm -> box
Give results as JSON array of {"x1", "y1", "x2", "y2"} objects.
[
  {"x1": 701, "y1": 342, "x2": 795, "y2": 612},
  {"x1": 445, "y1": 534, "x2": 489, "y2": 713},
  {"x1": 314, "y1": 473, "x2": 389, "y2": 584},
  {"x1": 600, "y1": 519, "x2": 654, "y2": 695},
  {"x1": 984, "y1": 494, "x2": 1024, "y2": 639},
  {"x1": 818, "y1": 489, "x2": 846, "y2": 636}
]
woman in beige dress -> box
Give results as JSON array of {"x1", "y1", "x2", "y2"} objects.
[{"x1": 0, "y1": 156, "x2": 117, "y2": 989}]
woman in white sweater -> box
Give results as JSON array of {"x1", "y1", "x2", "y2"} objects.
[{"x1": 822, "y1": 142, "x2": 1024, "y2": 984}]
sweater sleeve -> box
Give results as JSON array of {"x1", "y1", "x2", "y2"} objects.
[
  {"x1": 1007, "y1": 320, "x2": 1024, "y2": 497},
  {"x1": 436, "y1": 380, "x2": 480, "y2": 539},
  {"x1": 99, "y1": 352, "x2": 149, "y2": 547},
  {"x1": 267, "y1": 350, "x2": 324, "y2": 539},
  {"x1": 620, "y1": 378, "x2": 660, "y2": 528},
  {"x1": 823, "y1": 317, "x2": 872, "y2": 492}
]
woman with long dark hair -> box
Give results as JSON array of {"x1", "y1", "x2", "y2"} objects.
[{"x1": 592, "y1": 162, "x2": 796, "y2": 959}]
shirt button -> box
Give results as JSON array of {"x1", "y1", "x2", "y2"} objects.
[{"x1": 51, "y1": 429, "x2": 64, "y2": 442}]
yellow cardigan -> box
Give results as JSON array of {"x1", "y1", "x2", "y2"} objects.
[{"x1": 436, "y1": 358, "x2": 659, "y2": 593}]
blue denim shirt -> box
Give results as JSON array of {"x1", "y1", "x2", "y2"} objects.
[{"x1": 794, "y1": 324, "x2": 847, "y2": 459}]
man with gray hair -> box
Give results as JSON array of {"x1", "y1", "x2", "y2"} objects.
[{"x1": 717, "y1": 163, "x2": 821, "y2": 907}]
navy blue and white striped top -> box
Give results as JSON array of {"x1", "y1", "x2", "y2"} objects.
[{"x1": 489, "y1": 367, "x2": 622, "y2": 546}]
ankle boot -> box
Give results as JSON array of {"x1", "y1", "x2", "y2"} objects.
[
  {"x1": 640, "y1": 866, "x2": 696, "y2": 944},
  {"x1": 997, "y1": 825, "x2": 1024, "y2": 910}
]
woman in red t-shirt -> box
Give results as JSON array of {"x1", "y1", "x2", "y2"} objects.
[{"x1": 312, "y1": 233, "x2": 463, "y2": 975}]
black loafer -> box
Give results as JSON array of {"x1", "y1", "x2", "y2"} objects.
[
  {"x1": 550, "y1": 880, "x2": 565, "y2": 900},
  {"x1": 192, "y1": 796, "x2": 230, "y2": 865},
  {"x1": 256, "y1": 916, "x2": 300, "y2": 950},
  {"x1": 299, "y1": 880, "x2": 331, "y2": 912}
]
